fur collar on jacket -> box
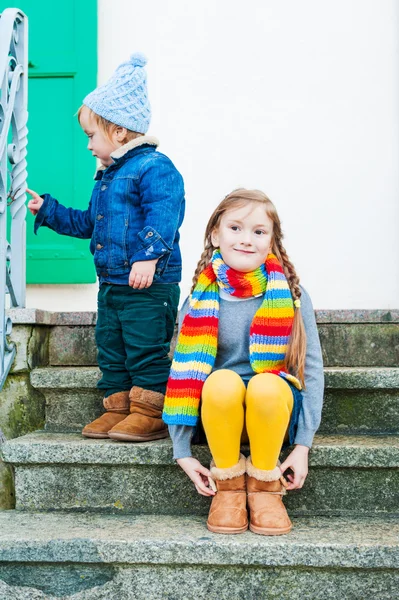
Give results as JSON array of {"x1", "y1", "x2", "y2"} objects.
[{"x1": 96, "y1": 135, "x2": 159, "y2": 173}]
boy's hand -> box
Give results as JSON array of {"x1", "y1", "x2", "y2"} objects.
[
  {"x1": 129, "y1": 259, "x2": 158, "y2": 289},
  {"x1": 26, "y1": 188, "x2": 44, "y2": 215},
  {"x1": 177, "y1": 457, "x2": 216, "y2": 497},
  {"x1": 279, "y1": 444, "x2": 309, "y2": 490}
]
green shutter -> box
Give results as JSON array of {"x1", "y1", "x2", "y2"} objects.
[{"x1": 1, "y1": 0, "x2": 97, "y2": 283}]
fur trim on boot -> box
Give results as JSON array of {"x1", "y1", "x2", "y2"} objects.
[
  {"x1": 207, "y1": 454, "x2": 248, "y2": 535},
  {"x1": 210, "y1": 454, "x2": 246, "y2": 481},
  {"x1": 246, "y1": 457, "x2": 282, "y2": 483},
  {"x1": 108, "y1": 386, "x2": 168, "y2": 442},
  {"x1": 246, "y1": 456, "x2": 292, "y2": 536},
  {"x1": 82, "y1": 391, "x2": 130, "y2": 439}
]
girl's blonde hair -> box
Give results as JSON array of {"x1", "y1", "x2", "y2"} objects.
[
  {"x1": 77, "y1": 105, "x2": 142, "y2": 144},
  {"x1": 192, "y1": 188, "x2": 307, "y2": 386}
]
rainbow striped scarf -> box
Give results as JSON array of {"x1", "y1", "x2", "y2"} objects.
[{"x1": 162, "y1": 250, "x2": 301, "y2": 426}]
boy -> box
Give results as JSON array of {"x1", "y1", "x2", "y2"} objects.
[{"x1": 28, "y1": 53, "x2": 185, "y2": 442}]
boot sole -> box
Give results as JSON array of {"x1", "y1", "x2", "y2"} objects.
[
  {"x1": 249, "y1": 523, "x2": 292, "y2": 536},
  {"x1": 107, "y1": 430, "x2": 169, "y2": 442},
  {"x1": 82, "y1": 432, "x2": 109, "y2": 439},
  {"x1": 207, "y1": 523, "x2": 248, "y2": 535}
]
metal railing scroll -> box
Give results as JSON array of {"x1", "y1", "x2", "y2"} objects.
[{"x1": 0, "y1": 8, "x2": 28, "y2": 390}]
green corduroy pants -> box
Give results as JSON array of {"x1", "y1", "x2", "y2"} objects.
[{"x1": 96, "y1": 283, "x2": 180, "y2": 397}]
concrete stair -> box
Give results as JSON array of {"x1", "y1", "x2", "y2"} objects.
[
  {"x1": 2, "y1": 432, "x2": 399, "y2": 516},
  {"x1": 0, "y1": 309, "x2": 398, "y2": 598},
  {"x1": 43, "y1": 309, "x2": 399, "y2": 369},
  {"x1": 0, "y1": 512, "x2": 398, "y2": 599},
  {"x1": 31, "y1": 365, "x2": 399, "y2": 434}
]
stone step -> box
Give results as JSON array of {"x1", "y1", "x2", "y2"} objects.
[
  {"x1": 320, "y1": 366, "x2": 399, "y2": 435},
  {"x1": 0, "y1": 511, "x2": 398, "y2": 599},
  {"x1": 30, "y1": 366, "x2": 399, "y2": 435},
  {"x1": 39, "y1": 309, "x2": 399, "y2": 368},
  {"x1": 317, "y1": 322, "x2": 399, "y2": 368},
  {"x1": 2, "y1": 432, "x2": 399, "y2": 516},
  {"x1": 10, "y1": 308, "x2": 399, "y2": 372}
]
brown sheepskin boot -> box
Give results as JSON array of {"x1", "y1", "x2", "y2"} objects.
[
  {"x1": 107, "y1": 386, "x2": 169, "y2": 442},
  {"x1": 246, "y1": 456, "x2": 292, "y2": 536},
  {"x1": 82, "y1": 391, "x2": 130, "y2": 439},
  {"x1": 207, "y1": 454, "x2": 248, "y2": 534}
]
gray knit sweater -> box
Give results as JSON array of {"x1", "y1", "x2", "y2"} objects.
[{"x1": 169, "y1": 286, "x2": 324, "y2": 459}]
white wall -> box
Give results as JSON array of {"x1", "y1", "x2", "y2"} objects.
[
  {"x1": 26, "y1": 285, "x2": 98, "y2": 312},
  {"x1": 27, "y1": 0, "x2": 399, "y2": 310}
]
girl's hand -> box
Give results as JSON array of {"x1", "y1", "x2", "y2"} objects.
[
  {"x1": 129, "y1": 259, "x2": 158, "y2": 289},
  {"x1": 26, "y1": 188, "x2": 44, "y2": 215},
  {"x1": 177, "y1": 457, "x2": 216, "y2": 497},
  {"x1": 279, "y1": 444, "x2": 309, "y2": 490}
]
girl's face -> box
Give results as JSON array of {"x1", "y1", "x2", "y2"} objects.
[
  {"x1": 211, "y1": 203, "x2": 273, "y2": 272},
  {"x1": 79, "y1": 106, "x2": 123, "y2": 167}
]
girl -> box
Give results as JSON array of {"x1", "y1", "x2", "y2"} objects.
[
  {"x1": 162, "y1": 189, "x2": 324, "y2": 535},
  {"x1": 27, "y1": 54, "x2": 185, "y2": 442}
]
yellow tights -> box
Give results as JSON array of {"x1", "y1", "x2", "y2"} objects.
[{"x1": 201, "y1": 369, "x2": 293, "y2": 470}]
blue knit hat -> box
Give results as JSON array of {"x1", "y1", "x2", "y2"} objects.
[{"x1": 83, "y1": 53, "x2": 151, "y2": 134}]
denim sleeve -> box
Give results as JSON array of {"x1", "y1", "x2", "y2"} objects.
[
  {"x1": 34, "y1": 193, "x2": 94, "y2": 239},
  {"x1": 294, "y1": 286, "x2": 325, "y2": 448},
  {"x1": 129, "y1": 155, "x2": 185, "y2": 274}
]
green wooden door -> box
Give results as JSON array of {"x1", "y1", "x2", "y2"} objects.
[{"x1": 1, "y1": 0, "x2": 97, "y2": 283}]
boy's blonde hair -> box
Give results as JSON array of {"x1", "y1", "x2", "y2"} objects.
[
  {"x1": 192, "y1": 188, "x2": 307, "y2": 387},
  {"x1": 77, "y1": 105, "x2": 142, "y2": 144}
]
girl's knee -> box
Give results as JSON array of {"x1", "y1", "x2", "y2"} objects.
[
  {"x1": 202, "y1": 369, "x2": 245, "y2": 411},
  {"x1": 246, "y1": 373, "x2": 292, "y2": 414},
  {"x1": 247, "y1": 372, "x2": 288, "y2": 395}
]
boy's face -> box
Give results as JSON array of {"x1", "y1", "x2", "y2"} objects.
[
  {"x1": 80, "y1": 106, "x2": 122, "y2": 167},
  {"x1": 211, "y1": 203, "x2": 274, "y2": 272}
]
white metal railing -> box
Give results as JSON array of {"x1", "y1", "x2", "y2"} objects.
[{"x1": 0, "y1": 8, "x2": 28, "y2": 390}]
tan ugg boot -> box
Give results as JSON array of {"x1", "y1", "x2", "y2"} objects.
[
  {"x1": 246, "y1": 456, "x2": 292, "y2": 536},
  {"x1": 107, "y1": 386, "x2": 169, "y2": 442},
  {"x1": 207, "y1": 454, "x2": 248, "y2": 534},
  {"x1": 82, "y1": 391, "x2": 130, "y2": 439}
]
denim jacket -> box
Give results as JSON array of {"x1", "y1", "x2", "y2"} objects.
[{"x1": 34, "y1": 136, "x2": 185, "y2": 284}]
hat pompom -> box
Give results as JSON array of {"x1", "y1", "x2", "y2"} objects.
[{"x1": 129, "y1": 52, "x2": 147, "y2": 68}]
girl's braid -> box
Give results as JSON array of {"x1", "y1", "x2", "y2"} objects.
[
  {"x1": 191, "y1": 241, "x2": 214, "y2": 292},
  {"x1": 274, "y1": 234, "x2": 306, "y2": 387},
  {"x1": 274, "y1": 237, "x2": 301, "y2": 301}
]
